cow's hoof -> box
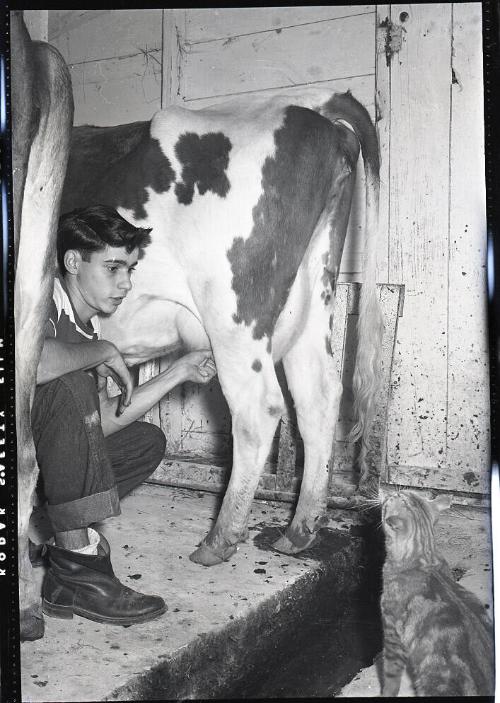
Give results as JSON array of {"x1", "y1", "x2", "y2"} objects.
[
  {"x1": 189, "y1": 542, "x2": 237, "y2": 566},
  {"x1": 239, "y1": 527, "x2": 250, "y2": 543},
  {"x1": 272, "y1": 531, "x2": 317, "y2": 555},
  {"x1": 20, "y1": 604, "x2": 45, "y2": 642}
]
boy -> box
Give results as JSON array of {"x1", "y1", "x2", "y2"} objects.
[{"x1": 33, "y1": 205, "x2": 216, "y2": 626}]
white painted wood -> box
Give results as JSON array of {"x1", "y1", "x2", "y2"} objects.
[
  {"x1": 24, "y1": 10, "x2": 48, "y2": 42},
  {"x1": 48, "y1": 10, "x2": 162, "y2": 64},
  {"x1": 179, "y1": 13, "x2": 375, "y2": 102},
  {"x1": 183, "y1": 74, "x2": 375, "y2": 110},
  {"x1": 446, "y1": 2, "x2": 489, "y2": 493},
  {"x1": 67, "y1": 54, "x2": 161, "y2": 126},
  {"x1": 138, "y1": 360, "x2": 160, "y2": 427},
  {"x1": 375, "y1": 5, "x2": 391, "y2": 284},
  {"x1": 162, "y1": 9, "x2": 185, "y2": 107},
  {"x1": 158, "y1": 352, "x2": 184, "y2": 455},
  {"x1": 176, "y1": 375, "x2": 232, "y2": 460},
  {"x1": 386, "y1": 4, "x2": 452, "y2": 480},
  {"x1": 149, "y1": 457, "x2": 490, "y2": 508},
  {"x1": 180, "y1": 380, "x2": 231, "y2": 434},
  {"x1": 185, "y1": 7, "x2": 375, "y2": 43},
  {"x1": 48, "y1": 9, "x2": 162, "y2": 127},
  {"x1": 368, "y1": 285, "x2": 404, "y2": 484}
]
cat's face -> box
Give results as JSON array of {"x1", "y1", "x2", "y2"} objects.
[
  {"x1": 381, "y1": 491, "x2": 451, "y2": 564},
  {"x1": 382, "y1": 493, "x2": 417, "y2": 561}
]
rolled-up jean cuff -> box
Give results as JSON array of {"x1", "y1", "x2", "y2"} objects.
[{"x1": 46, "y1": 486, "x2": 121, "y2": 532}]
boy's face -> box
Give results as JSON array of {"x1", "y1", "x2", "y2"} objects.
[{"x1": 67, "y1": 245, "x2": 139, "y2": 317}]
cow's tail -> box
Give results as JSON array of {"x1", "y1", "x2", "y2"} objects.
[{"x1": 321, "y1": 92, "x2": 384, "y2": 473}]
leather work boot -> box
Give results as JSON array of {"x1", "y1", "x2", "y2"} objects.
[{"x1": 42, "y1": 533, "x2": 167, "y2": 626}]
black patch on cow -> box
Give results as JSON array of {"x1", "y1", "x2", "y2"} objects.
[
  {"x1": 252, "y1": 359, "x2": 262, "y2": 372},
  {"x1": 173, "y1": 132, "x2": 232, "y2": 205},
  {"x1": 227, "y1": 106, "x2": 352, "y2": 345},
  {"x1": 62, "y1": 121, "x2": 176, "y2": 219}
]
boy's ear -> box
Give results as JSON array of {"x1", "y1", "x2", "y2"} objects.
[{"x1": 63, "y1": 249, "x2": 81, "y2": 274}]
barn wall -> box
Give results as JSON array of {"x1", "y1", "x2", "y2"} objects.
[
  {"x1": 376, "y1": 3, "x2": 489, "y2": 495},
  {"x1": 23, "y1": 10, "x2": 48, "y2": 42},
  {"x1": 46, "y1": 6, "x2": 489, "y2": 498},
  {"x1": 48, "y1": 10, "x2": 163, "y2": 125}
]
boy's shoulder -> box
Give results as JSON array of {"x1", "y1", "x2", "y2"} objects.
[{"x1": 49, "y1": 277, "x2": 100, "y2": 342}]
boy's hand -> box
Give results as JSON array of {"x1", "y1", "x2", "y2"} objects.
[
  {"x1": 176, "y1": 351, "x2": 217, "y2": 385},
  {"x1": 95, "y1": 344, "x2": 133, "y2": 414}
]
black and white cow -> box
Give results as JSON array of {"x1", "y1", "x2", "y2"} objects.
[
  {"x1": 61, "y1": 88, "x2": 383, "y2": 567},
  {"x1": 11, "y1": 11, "x2": 74, "y2": 640}
]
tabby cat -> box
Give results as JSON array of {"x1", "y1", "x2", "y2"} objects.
[{"x1": 380, "y1": 490, "x2": 494, "y2": 697}]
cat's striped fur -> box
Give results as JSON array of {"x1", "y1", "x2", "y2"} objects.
[{"x1": 380, "y1": 491, "x2": 494, "y2": 697}]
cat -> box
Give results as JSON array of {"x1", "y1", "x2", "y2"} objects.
[{"x1": 380, "y1": 490, "x2": 494, "y2": 697}]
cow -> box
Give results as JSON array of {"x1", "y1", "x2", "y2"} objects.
[
  {"x1": 11, "y1": 11, "x2": 74, "y2": 640},
  {"x1": 60, "y1": 88, "x2": 383, "y2": 568}
]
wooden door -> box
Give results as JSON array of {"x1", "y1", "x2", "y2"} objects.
[{"x1": 375, "y1": 4, "x2": 489, "y2": 497}]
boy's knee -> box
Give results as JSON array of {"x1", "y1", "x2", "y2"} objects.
[
  {"x1": 142, "y1": 423, "x2": 167, "y2": 462},
  {"x1": 60, "y1": 369, "x2": 98, "y2": 394},
  {"x1": 32, "y1": 370, "x2": 99, "y2": 431}
]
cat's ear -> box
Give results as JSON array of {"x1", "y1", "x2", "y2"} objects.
[{"x1": 430, "y1": 494, "x2": 452, "y2": 513}]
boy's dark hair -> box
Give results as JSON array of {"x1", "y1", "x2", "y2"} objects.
[{"x1": 57, "y1": 205, "x2": 152, "y2": 273}]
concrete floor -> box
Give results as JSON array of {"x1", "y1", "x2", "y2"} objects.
[
  {"x1": 23, "y1": 483, "x2": 365, "y2": 701},
  {"x1": 22, "y1": 483, "x2": 493, "y2": 700}
]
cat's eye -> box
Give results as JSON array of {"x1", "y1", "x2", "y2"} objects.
[{"x1": 385, "y1": 516, "x2": 404, "y2": 530}]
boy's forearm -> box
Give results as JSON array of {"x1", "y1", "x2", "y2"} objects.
[
  {"x1": 100, "y1": 364, "x2": 185, "y2": 436},
  {"x1": 37, "y1": 338, "x2": 114, "y2": 384}
]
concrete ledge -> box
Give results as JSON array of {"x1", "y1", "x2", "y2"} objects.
[
  {"x1": 109, "y1": 527, "x2": 364, "y2": 700},
  {"x1": 23, "y1": 484, "x2": 370, "y2": 702}
]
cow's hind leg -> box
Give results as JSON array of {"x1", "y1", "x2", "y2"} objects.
[
  {"x1": 273, "y1": 301, "x2": 341, "y2": 554},
  {"x1": 190, "y1": 340, "x2": 284, "y2": 566},
  {"x1": 272, "y1": 147, "x2": 356, "y2": 554}
]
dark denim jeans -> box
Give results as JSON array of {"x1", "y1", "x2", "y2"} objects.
[{"x1": 31, "y1": 370, "x2": 166, "y2": 532}]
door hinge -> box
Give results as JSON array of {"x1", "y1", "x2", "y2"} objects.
[{"x1": 379, "y1": 17, "x2": 406, "y2": 67}]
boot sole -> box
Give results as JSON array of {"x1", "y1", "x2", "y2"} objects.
[{"x1": 42, "y1": 599, "x2": 168, "y2": 626}]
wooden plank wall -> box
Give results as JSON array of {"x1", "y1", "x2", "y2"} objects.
[
  {"x1": 385, "y1": 4, "x2": 452, "y2": 487},
  {"x1": 45, "y1": 6, "x2": 489, "y2": 497},
  {"x1": 377, "y1": 4, "x2": 489, "y2": 495},
  {"x1": 23, "y1": 10, "x2": 48, "y2": 41},
  {"x1": 446, "y1": 4, "x2": 489, "y2": 492},
  {"x1": 48, "y1": 10, "x2": 163, "y2": 126},
  {"x1": 178, "y1": 9, "x2": 375, "y2": 104}
]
